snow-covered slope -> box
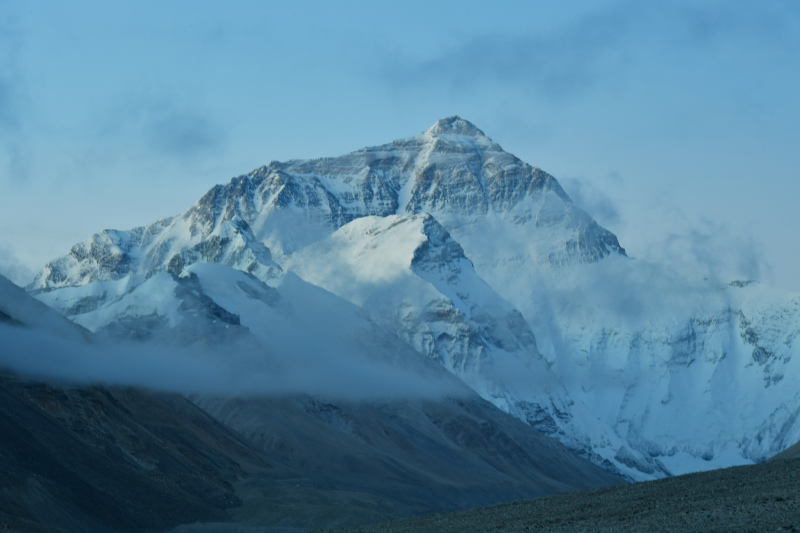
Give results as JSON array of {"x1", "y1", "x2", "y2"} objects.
[
  {"x1": 288, "y1": 214, "x2": 535, "y2": 383},
  {"x1": 27, "y1": 116, "x2": 800, "y2": 480},
  {"x1": 0, "y1": 274, "x2": 91, "y2": 343},
  {"x1": 287, "y1": 213, "x2": 671, "y2": 479},
  {"x1": 32, "y1": 257, "x2": 470, "y2": 401},
  {"x1": 533, "y1": 263, "x2": 800, "y2": 475},
  {"x1": 31, "y1": 215, "x2": 283, "y2": 293}
]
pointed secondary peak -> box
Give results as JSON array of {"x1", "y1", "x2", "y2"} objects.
[{"x1": 426, "y1": 116, "x2": 487, "y2": 137}]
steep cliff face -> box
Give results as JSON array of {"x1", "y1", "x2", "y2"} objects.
[{"x1": 24, "y1": 117, "x2": 800, "y2": 481}]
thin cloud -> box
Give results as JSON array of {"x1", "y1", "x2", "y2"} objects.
[
  {"x1": 623, "y1": 208, "x2": 772, "y2": 286},
  {"x1": 0, "y1": 324, "x2": 466, "y2": 399},
  {"x1": 379, "y1": 2, "x2": 800, "y2": 100},
  {"x1": 381, "y1": 6, "x2": 631, "y2": 100},
  {"x1": 0, "y1": 9, "x2": 29, "y2": 182},
  {"x1": 144, "y1": 108, "x2": 225, "y2": 157},
  {"x1": 657, "y1": 219, "x2": 771, "y2": 284},
  {"x1": 0, "y1": 10, "x2": 20, "y2": 130},
  {"x1": 96, "y1": 95, "x2": 227, "y2": 160},
  {"x1": 563, "y1": 177, "x2": 621, "y2": 229},
  {"x1": 0, "y1": 245, "x2": 34, "y2": 287},
  {"x1": 672, "y1": 2, "x2": 800, "y2": 48}
]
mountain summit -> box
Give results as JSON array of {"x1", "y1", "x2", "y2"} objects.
[
  {"x1": 31, "y1": 117, "x2": 623, "y2": 291},
  {"x1": 425, "y1": 115, "x2": 488, "y2": 137}
]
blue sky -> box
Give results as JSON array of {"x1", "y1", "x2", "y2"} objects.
[{"x1": 1, "y1": 1, "x2": 799, "y2": 291}]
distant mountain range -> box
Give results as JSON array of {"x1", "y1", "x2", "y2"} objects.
[{"x1": 22, "y1": 116, "x2": 800, "y2": 483}]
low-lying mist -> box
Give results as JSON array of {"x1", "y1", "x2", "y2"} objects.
[{"x1": 0, "y1": 320, "x2": 467, "y2": 400}]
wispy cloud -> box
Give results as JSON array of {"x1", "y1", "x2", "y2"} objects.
[
  {"x1": 379, "y1": 2, "x2": 800, "y2": 100},
  {"x1": 96, "y1": 95, "x2": 227, "y2": 160},
  {"x1": 143, "y1": 107, "x2": 225, "y2": 157},
  {"x1": 562, "y1": 176, "x2": 622, "y2": 229},
  {"x1": 0, "y1": 8, "x2": 29, "y2": 182},
  {"x1": 0, "y1": 267, "x2": 467, "y2": 402},
  {"x1": 0, "y1": 11, "x2": 20, "y2": 130},
  {"x1": 0, "y1": 322, "x2": 466, "y2": 400},
  {"x1": 671, "y1": 2, "x2": 799, "y2": 48},
  {"x1": 656, "y1": 218, "x2": 771, "y2": 284},
  {"x1": 0, "y1": 245, "x2": 34, "y2": 287},
  {"x1": 381, "y1": 4, "x2": 632, "y2": 100}
]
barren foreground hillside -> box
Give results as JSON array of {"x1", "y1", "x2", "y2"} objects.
[{"x1": 327, "y1": 456, "x2": 800, "y2": 533}]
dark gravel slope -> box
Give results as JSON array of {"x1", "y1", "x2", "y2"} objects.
[
  {"x1": 327, "y1": 457, "x2": 800, "y2": 533},
  {"x1": 0, "y1": 375, "x2": 270, "y2": 533},
  {"x1": 173, "y1": 394, "x2": 622, "y2": 532},
  {"x1": 773, "y1": 441, "x2": 800, "y2": 461}
]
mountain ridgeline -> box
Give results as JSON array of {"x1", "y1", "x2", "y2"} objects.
[
  {"x1": 26, "y1": 116, "x2": 800, "y2": 482},
  {"x1": 31, "y1": 116, "x2": 622, "y2": 291}
]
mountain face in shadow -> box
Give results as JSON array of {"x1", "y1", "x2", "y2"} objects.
[{"x1": 0, "y1": 375, "x2": 263, "y2": 533}]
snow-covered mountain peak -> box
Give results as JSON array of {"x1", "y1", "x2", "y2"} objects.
[
  {"x1": 426, "y1": 116, "x2": 487, "y2": 138},
  {"x1": 29, "y1": 118, "x2": 626, "y2": 293},
  {"x1": 23, "y1": 117, "x2": 800, "y2": 483},
  {"x1": 417, "y1": 116, "x2": 503, "y2": 155}
]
